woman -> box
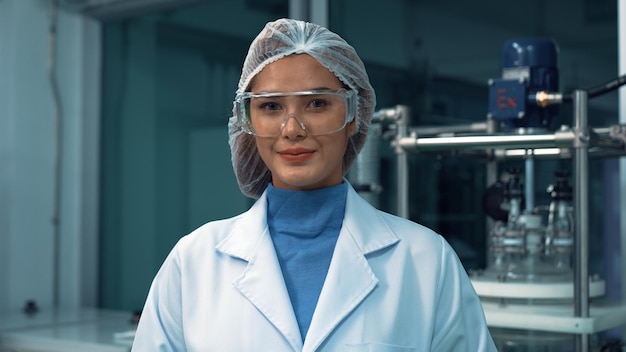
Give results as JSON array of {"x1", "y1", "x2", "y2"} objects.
[{"x1": 132, "y1": 18, "x2": 496, "y2": 351}]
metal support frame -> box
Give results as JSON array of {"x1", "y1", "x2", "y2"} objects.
[
  {"x1": 372, "y1": 105, "x2": 412, "y2": 218},
  {"x1": 573, "y1": 90, "x2": 590, "y2": 352},
  {"x1": 288, "y1": 0, "x2": 328, "y2": 28},
  {"x1": 395, "y1": 106, "x2": 411, "y2": 218},
  {"x1": 398, "y1": 129, "x2": 577, "y2": 150},
  {"x1": 384, "y1": 100, "x2": 626, "y2": 352},
  {"x1": 618, "y1": 0, "x2": 626, "y2": 341}
]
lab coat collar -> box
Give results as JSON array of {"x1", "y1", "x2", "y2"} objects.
[
  {"x1": 216, "y1": 191, "x2": 304, "y2": 351},
  {"x1": 216, "y1": 183, "x2": 400, "y2": 259},
  {"x1": 216, "y1": 183, "x2": 401, "y2": 351},
  {"x1": 342, "y1": 185, "x2": 401, "y2": 255},
  {"x1": 303, "y1": 185, "x2": 400, "y2": 351}
]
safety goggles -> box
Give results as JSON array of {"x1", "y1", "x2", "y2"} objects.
[{"x1": 234, "y1": 89, "x2": 357, "y2": 137}]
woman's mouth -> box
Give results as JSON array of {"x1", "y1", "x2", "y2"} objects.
[{"x1": 279, "y1": 148, "x2": 315, "y2": 162}]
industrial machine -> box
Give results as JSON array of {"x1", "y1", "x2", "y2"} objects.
[
  {"x1": 360, "y1": 38, "x2": 626, "y2": 352},
  {"x1": 488, "y1": 38, "x2": 560, "y2": 130}
]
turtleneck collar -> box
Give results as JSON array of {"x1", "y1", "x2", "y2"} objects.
[{"x1": 266, "y1": 181, "x2": 348, "y2": 236}]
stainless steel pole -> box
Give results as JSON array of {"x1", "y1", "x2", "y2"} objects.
[
  {"x1": 485, "y1": 118, "x2": 498, "y2": 187},
  {"x1": 410, "y1": 122, "x2": 488, "y2": 136},
  {"x1": 309, "y1": 0, "x2": 328, "y2": 28},
  {"x1": 396, "y1": 105, "x2": 411, "y2": 218},
  {"x1": 573, "y1": 90, "x2": 590, "y2": 352},
  {"x1": 618, "y1": 0, "x2": 626, "y2": 341},
  {"x1": 525, "y1": 156, "x2": 535, "y2": 211},
  {"x1": 485, "y1": 118, "x2": 498, "y2": 274},
  {"x1": 398, "y1": 130, "x2": 575, "y2": 151},
  {"x1": 288, "y1": 0, "x2": 308, "y2": 21}
]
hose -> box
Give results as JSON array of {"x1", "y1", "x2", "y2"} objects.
[{"x1": 562, "y1": 74, "x2": 626, "y2": 102}]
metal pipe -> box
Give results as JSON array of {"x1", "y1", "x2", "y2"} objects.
[
  {"x1": 288, "y1": 0, "x2": 329, "y2": 27},
  {"x1": 410, "y1": 122, "x2": 488, "y2": 136},
  {"x1": 573, "y1": 90, "x2": 590, "y2": 352},
  {"x1": 48, "y1": 0, "x2": 63, "y2": 309},
  {"x1": 373, "y1": 107, "x2": 403, "y2": 123},
  {"x1": 395, "y1": 106, "x2": 411, "y2": 218},
  {"x1": 398, "y1": 130, "x2": 575, "y2": 151},
  {"x1": 620, "y1": 1, "x2": 626, "y2": 341},
  {"x1": 349, "y1": 123, "x2": 382, "y2": 208},
  {"x1": 529, "y1": 91, "x2": 564, "y2": 107},
  {"x1": 486, "y1": 118, "x2": 499, "y2": 186},
  {"x1": 444, "y1": 146, "x2": 626, "y2": 161},
  {"x1": 485, "y1": 118, "x2": 498, "y2": 271},
  {"x1": 397, "y1": 148, "x2": 409, "y2": 218},
  {"x1": 525, "y1": 156, "x2": 535, "y2": 211},
  {"x1": 495, "y1": 148, "x2": 566, "y2": 158},
  {"x1": 309, "y1": 0, "x2": 328, "y2": 28},
  {"x1": 288, "y1": 0, "x2": 309, "y2": 21}
]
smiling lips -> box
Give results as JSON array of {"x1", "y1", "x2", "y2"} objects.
[{"x1": 278, "y1": 148, "x2": 315, "y2": 162}]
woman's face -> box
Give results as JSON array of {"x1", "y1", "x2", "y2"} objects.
[{"x1": 248, "y1": 54, "x2": 355, "y2": 191}]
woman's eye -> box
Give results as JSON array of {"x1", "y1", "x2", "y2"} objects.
[
  {"x1": 309, "y1": 99, "x2": 328, "y2": 109},
  {"x1": 259, "y1": 101, "x2": 281, "y2": 111}
]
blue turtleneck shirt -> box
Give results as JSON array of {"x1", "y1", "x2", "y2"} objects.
[{"x1": 266, "y1": 181, "x2": 347, "y2": 341}]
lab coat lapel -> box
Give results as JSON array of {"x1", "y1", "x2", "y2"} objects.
[
  {"x1": 303, "y1": 186, "x2": 400, "y2": 352},
  {"x1": 217, "y1": 193, "x2": 303, "y2": 351}
]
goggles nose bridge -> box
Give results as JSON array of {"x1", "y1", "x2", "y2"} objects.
[{"x1": 280, "y1": 113, "x2": 307, "y2": 133}]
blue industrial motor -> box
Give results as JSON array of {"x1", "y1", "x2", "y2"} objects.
[{"x1": 488, "y1": 38, "x2": 559, "y2": 130}]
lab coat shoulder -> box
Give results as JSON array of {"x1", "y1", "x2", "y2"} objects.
[
  {"x1": 170, "y1": 192, "x2": 268, "y2": 263},
  {"x1": 339, "y1": 188, "x2": 497, "y2": 351},
  {"x1": 343, "y1": 185, "x2": 450, "y2": 260},
  {"x1": 171, "y1": 212, "x2": 250, "y2": 259},
  {"x1": 132, "y1": 199, "x2": 276, "y2": 352}
]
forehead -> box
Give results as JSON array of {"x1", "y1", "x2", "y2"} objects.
[{"x1": 249, "y1": 54, "x2": 342, "y2": 92}]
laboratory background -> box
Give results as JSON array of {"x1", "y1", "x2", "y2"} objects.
[{"x1": 1, "y1": 0, "x2": 625, "y2": 351}]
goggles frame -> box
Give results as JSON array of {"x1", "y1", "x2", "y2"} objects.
[{"x1": 234, "y1": 89, "x2": 357, "y2": 137}]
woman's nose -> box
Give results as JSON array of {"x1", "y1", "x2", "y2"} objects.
[{"x1": 280, "y1": 113, "x2": 307, "y2": 138}]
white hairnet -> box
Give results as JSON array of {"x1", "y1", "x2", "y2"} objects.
[{"x1": 229, "y1": 18, "x2": 376, "y2": 199}]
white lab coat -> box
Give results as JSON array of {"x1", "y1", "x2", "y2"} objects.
[{"x1": 132, "y1": 184, "x2": 497, "y2": 351}]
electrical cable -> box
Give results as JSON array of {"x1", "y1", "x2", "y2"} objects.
[
  {"x1": 562, "y1": 74, "x2": 626, "y2": 102},
  {"x1": 587, "y1": 74, "x2": 626, "y2": 99},
  {"x1": 598, "y1": 339, "x2": 626, "y2": 352},
  {"x1": 48, "y1": 0, "x2": 63, "y2": 309}
]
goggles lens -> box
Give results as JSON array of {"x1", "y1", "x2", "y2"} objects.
[{"x1": 235, "y1": 89, "x2": 356, "y2": 137}]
